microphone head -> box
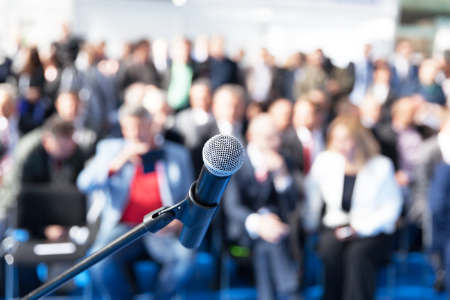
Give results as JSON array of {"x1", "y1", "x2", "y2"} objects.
[{"x1": 202, "y1": 134, "x2": 245, "y2": 177}]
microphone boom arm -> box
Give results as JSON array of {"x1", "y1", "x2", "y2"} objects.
[{"x1": 22, "y1": 182, "x2": 217, "y2": 300}]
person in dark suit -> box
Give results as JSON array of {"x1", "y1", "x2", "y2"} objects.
[
  {"x1": 411, "y1": 113, "x2": 450, "y2": 246},
  {"x1": 390, "y1": 40, "x2": 419, "y2": 98},
  {"x1": 224, "y1": 113, "x2": 302, "y2": 300},
  {"x1": 429, "y1": 161, "x2": 450, "y2": 295},
  {"x1": 268, "y1": 98, "x2": 304, "y2": 174},
  {"x1": 417, "y1": 59, "x2": 447, "y2": 106},
  {"x1": 117, "y1": 39, "x2": 161, "y2": 91},
  {"x1": 2, "y1": 116, "x2": 85, "y2": 239},
  {"x1": 207, "y1": 36, "x2": 240, "y2": 91}
]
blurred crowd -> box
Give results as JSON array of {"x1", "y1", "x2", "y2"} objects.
[{"x1": 0, "y1": 25, "x2": 450, "y2": 300}]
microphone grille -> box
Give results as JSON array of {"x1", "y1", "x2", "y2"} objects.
[{"x1": 202, "y1": 134, "x2": 245, "y2": 177}]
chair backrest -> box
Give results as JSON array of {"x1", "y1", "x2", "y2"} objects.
[{"x1": 16, "y1": 184, "x2": 87, "y2": 237}]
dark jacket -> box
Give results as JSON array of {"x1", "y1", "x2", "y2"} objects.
[
  {"x1": 223, "y1": 155, "x2": 300, "y2": 247},
  {"x1": 429, "y1": 162, "x2": 450, "y2": 252}
]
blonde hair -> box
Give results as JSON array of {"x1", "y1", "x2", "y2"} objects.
[{"x1": 327, "y1": 115, "x2": 380, "y2": 166}]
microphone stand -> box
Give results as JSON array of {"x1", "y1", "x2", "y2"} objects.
[{"x1": 22, "y1": 196, "x2": 194, "y2": 300}]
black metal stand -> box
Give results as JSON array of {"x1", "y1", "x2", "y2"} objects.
[{"x1": 22, "y1": 203, "x2": 183, "y2": 300}]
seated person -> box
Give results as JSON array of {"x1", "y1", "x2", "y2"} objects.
[
  {"x1": 2, "y1": 115, "x2": 86, "y2": 240},
  {"x1": 429, "y1": 158, "x2": 450, "y2": 295},
  {"x1": 0, "y1": 83, "x2": 19, "y2": 184},
  {"x1": 304, "y1": 115, "x2": 402, "y2": 300},
  {"x1": 223, "y1": 114, "x2": 302, "y2": 300},
  {"x1": 77, "y1": 105, "x2": 195, "y2": 299}
]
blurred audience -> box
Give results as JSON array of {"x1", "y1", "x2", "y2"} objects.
[
  {"x1": 305, "y1": 116, "x2": 402, "y2": 300},
  {"x1": 2, "y1": 30, "x2": 450, "y2": 297}
]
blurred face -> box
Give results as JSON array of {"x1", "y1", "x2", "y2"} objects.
[
  {"x1": 419, "y1": 59, "x2": 439, "y2": 85},
  {"x1": 329, "y1": 124, "x2": 356, "y2": 159},
  {"x1": 440, "y1": 117, "x2": 450, "y2": 136},
  {"x1": 209, "y1": 36, "x2": 225, "y2": 58},
  {"x1": 0, "y1": 93, "x2": 15, "y2": 118},
  {"x1": 392, "y1": 100, "x2": 416, "y2": 128},
  {"x1": 293, "y1": 101, "x2": 317, "y2": 130},
  {"x1": 42, "y1": 134, "x2": 76, "y2": 161},
  {"x1": 134, "y1": 44, "x2": 150, "y2": 63},
  {"x1": 250, "y1": 118, "x2": 281, "y2": 153},
  {"x1": 190, "y1": 84, "x2": 211, "y2": 111},
  {"x1": 25, "y1": 87, "x2": 41, "y2": 103},
  {"x1": 120, "y1": 116, "x2": 154, "y2": 144},
  {"x1": 269, "y1": 100, "x2": 292, "y2": 131},
  {"x1": 171, "y1": 39, "x2": 190, "y2": 63},
  {"x1": 212, "y1": 90, "x2": 242, "y2": 124},
  {"x1": 55, "y1": 93, "x2": 79, "y2": 121},
  {"x1": 396, "y1": 41, "x2": 413, "y2": 58},
  {"x1": 373, "y1": 68, "x2": 390, "y2": 84}
]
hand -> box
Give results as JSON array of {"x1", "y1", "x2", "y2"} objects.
[
  {"x1": 109, "y1": 142, "x2": 150, "y2": 173},
  {"x1": 334, "y1": 226, "x2": 356, "y2": 241},
  {"x1": 44, "y1": 225, "x2": 66, "y2": 241},
  {"x1": 264, "y1": 151, "x2": 286, "y2": 173},
  {"x1": 256, "y1": 213, "x2": 290, "y2": 244},
  {"x1": 395, "y1": 170, "x2": 409, "y2": 187}
]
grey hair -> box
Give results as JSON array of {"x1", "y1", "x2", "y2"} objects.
[{"x1": 118, "y1": 104, "x2": 152, "y2": 122}]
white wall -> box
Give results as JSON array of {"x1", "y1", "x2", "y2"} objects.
[{"x1": 1, "y1": 0, "x2": 399, "y2": 64}]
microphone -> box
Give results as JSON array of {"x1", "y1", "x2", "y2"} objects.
[{"x1": 178, "y1": 134, "x2": 245, "y2": 248}]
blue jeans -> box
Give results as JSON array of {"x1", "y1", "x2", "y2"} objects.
[{"x1": 86, "y1": 224, "x2": 195, "y2": 300}]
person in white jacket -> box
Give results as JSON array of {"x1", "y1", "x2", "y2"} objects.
[{"x1": 304, "y1": 115, "x2": 403, "y2": 300}]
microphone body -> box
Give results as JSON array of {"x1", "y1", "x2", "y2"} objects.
[{"x1": 178, "y1": 135, "x2": 244, "y2": 248}]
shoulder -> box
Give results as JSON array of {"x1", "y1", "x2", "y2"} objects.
[
  {"x1": 314, "y1": 151, "x2": 343, "y2": 166},
  {"x1": 164, "y1": 141, "x2": 190, "y2": 157},
  {"x1": 365, "y1": 155, "x2": 395, "y2": 175},
  {"x1": 95, "y1": 138, "x2": 125, "y2": 155}
]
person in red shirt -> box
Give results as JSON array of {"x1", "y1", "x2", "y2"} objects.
[{"x1": 78, "y1": 104, "x2": 195, "y2": 299}]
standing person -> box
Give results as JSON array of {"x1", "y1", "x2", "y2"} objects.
[
  {"x1": 268, "y1": 98, "x2": 304, "y2": 175},
  {"x1": 207, "y1": 36, "x2": 239, "y2": 91},
  {"x1": 349, "y1": 44, "x2": 374, "y2": 106},
  {"x1": 174, "y1": 79, "x2": 214, "y2": 175},
  {"x1": 292, "y1": 98, "x2": 326, "y2": 174},
  {"x1": 77, "y1": 105, "x2": 195, "y2": 300},
  {"x1": 167, "y1": 37, "x2": 197, "y2": 111},
  {"x1": 304, "y1": 116, "x2": 402, "y2": 300},
  {"x1": 118, "y1": 39, "x2": 161, "y2": 91},
  {"x1": 224, "y1": 114, "x2": 301, "y2": 300},
  {"x1": 17, "y1": 47, "x2": 51, "y2": 135},
  {"x1": 390, "y1": 39, "x2": 419, "y2": 97}
]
